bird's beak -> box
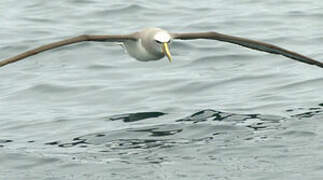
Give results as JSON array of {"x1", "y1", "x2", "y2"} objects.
[{"x1": 162, "y1": 42, "x2": 172, "y2": 62}]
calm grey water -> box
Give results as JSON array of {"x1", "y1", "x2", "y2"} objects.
[{"x1": 1, "y1": 0, "x2": 323, "y2": 179}]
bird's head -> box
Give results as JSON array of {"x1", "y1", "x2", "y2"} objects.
[{"x1": 153, "y1": 31, "x2": 173, "y2": 62}]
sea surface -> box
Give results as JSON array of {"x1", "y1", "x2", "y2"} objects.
[{"x1": 1, "y1": 0, "x2": 323, "y2": 179}]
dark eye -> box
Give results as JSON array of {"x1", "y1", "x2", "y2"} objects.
[{"x1": 155, "y1": 40, "x2": 161, "y2": 44}]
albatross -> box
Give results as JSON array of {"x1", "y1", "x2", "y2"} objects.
[{"x1": 0, "y1": 27, "x2": 322, "y2": 68}]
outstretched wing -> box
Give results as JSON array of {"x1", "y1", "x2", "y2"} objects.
[
  {"x1": 171, "y1": 31, "x2": 323, "y2": 68},
  {"x1": 0, "y1": 33, "x2": 138, "y2": 67}
]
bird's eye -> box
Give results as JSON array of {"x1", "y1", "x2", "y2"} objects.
[{"x1": 155, "y1": 40, "x2": 161, "y2": 44}]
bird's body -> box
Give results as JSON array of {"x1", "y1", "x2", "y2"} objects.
[
  {"x1": 0, "y1": 27, "x2": 323, "y2": 68},
  {"x1": 124, "y1": 28, "x2": 171, "y2": 61},
  {"x1": 124, "y1": 39, "x2": 156, "y2": 61}
]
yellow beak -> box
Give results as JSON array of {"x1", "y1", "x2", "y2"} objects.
[{"x1": 162, "y1": 42, "x2": 172, "y2": 62}]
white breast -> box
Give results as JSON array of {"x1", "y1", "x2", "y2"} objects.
[{"x1": 123, "y1": 39, "x2": 163, "y2": 61}]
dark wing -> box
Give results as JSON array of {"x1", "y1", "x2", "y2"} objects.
[
  {"x1": 171, "y1": 32, "x2": 323, "y2": 68},
  {"x1": 0, "y1": 33, "x2": 138, "y2": 67}
]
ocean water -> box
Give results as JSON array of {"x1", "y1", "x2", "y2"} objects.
[{"x1": 1, "y1": 0, "x2": 323, "y2": 179}]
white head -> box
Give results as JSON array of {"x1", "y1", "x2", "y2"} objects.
[
  {"x1": 152, "y1": 30, "x2": 173, "y2": 62},
  {"x1": 153, "y1": 31, "x2": 172, "y2": 44}
]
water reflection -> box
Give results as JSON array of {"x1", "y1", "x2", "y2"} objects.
[
  {"x1": 108, "y1": 112, "x2": 166, "y2": 122},
  {"x1": 287, "y1": 103, "x2": 323, "y2": 119},
  {"x1": 45, "y1": 109, "x2": 286, "y2": 150}
]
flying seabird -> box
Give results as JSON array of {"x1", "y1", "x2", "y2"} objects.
[{"x1": 0, "y1": 27, "x2": 322, "y2": 68}]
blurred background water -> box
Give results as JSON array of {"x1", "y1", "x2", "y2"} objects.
[{"x1": 1, "y1": 0, "x2": 323, "y2": 179}]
